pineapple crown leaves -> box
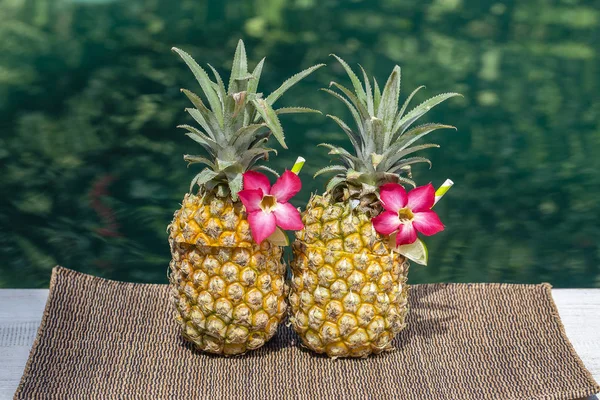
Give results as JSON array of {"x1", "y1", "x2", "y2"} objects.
[
  {"x1": 173, "y1": 40, "x2": 325, "y2": 198},
  {"x1": 315, "y1": 54, "x2": 461, "y2": 195}
]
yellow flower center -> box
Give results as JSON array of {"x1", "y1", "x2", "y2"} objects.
[
  {"x1": 260, "y1": 195, "x2": 278, "y2": 213},
  {"x1": 398, "y1": 207, "x2": 414, "y2": 222}
]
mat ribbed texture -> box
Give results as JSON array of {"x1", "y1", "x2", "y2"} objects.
[{"x1": 16, "y1": 267, "x2": 599, "y2": 400}]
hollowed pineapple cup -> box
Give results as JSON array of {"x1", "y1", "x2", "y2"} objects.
[
  {"x1": 289, "y1": 195, "x2": 410, "y2": 358},
  {"x1": 168, "y1": 193, "x2": 288, "y2": 355}
]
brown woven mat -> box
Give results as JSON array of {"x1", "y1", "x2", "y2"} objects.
[{"x1": 16, "y1": 267, "x2": 599, "y2": 400}]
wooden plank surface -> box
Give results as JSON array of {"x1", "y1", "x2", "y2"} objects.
[
  {"x1": 0, "y1": 290, "x2": 49, "y2": 400},
  {"x1": 0, "y1": 289, "x2": 598, "y2": 400}
]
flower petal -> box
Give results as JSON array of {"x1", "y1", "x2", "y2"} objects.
[
  {"x1": 396, "y1": 223, "x2": 418, "y2": 246},
  {"x1": 243, "y1": 171, "x2": 271, "y2": 194},
  {"x1": 379, "y1": 183, "x2": 408, "y2": 212},
  {"x1": 372, "y1": 211, "x2": 401, "y2": 235},
  {"x1": 273, "y1": 202, "x2": 304, "y2": 230},
  {"x1": 238, "y1": 189, "x2": 263, "y2": 213},
  {"x1": 407, "y1": 183, "x2": 435, "y2": 212},
  {"x1": 247, "y1": 210, "x2": 277, "y2": 244},
  {"x1": 412, "y1": 210, "x2": 444, "y2": 236},
  {"x1": 270, "y1": 170, "x2": 302, "y2": 203}
]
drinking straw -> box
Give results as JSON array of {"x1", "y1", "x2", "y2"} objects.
[
  {"x1": 434, "y1": 179, "x2": 454, "y2": 205},
  {"x1": 291, "y1": 156, "x2": 306, "y2": 175}
]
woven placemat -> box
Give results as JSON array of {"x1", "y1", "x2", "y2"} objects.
[{"x1": 15, "y1": 267, "x2": 599, "y2": 400}]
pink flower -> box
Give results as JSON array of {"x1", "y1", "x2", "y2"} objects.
[
  {"x1": 238, "y1": 170, "x2": 304, "y2": 244},
  {"x1": 372, "y1": 183, "x2": 444, "y2": 246}
]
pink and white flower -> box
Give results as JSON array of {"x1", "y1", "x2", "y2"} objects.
[
  {"x1": 372, "y1": 183, "x2": 444, "y2": 246},
  {"x1": 238, "y1": 170, "x2": 304, "y2": 244}
]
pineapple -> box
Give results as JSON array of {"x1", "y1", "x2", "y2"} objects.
[
  {"x1": 290, "y1": 56, "x2": 460, "y2": 358},
  {"x1": 168, "y1": 40, "x2": 323, "y2": 355}
]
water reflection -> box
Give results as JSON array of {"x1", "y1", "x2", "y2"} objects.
[{"x1": 0, "y1": 0, "x2": 598, "y2": 288}]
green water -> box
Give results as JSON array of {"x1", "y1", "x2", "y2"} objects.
[{"x1": 1, "y1": 0, "x2": 599, "y2": 288}]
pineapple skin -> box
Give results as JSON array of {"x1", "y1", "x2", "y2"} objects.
[
  {"x1": 290, "y1": 194, "x2": 409, "y2": 358},
  {"x1": 168, "y1": 192, "x2": 287, "y2": 355}
]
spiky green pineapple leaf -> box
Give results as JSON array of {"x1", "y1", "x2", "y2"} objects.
[
  {"x1": 368, "y1": 117, "x2": 385, "y2": 153},
  {"x1": 178, "y1": 125, "x2": 220, "y2": 155},
  {"x1": 396, "y1": 176, "x2": 417, "y2": 187},
  {"x1": 329, "y1": 81, "x2": 369, "y2": 120},
  {"x1": 318, "y1": 143, "x2": 361, "y2": 168},
  {"x1": 247, "y1": 130, "x2": 271, "y2": 150},
  {"x1": 232, "y1": 123, "x2": 266, "y2": 140},
  {"x1": 185, "y1": 108, "x2": 218, "y2": 141},
  {"x1": 253, "y1": 165, "x2": 280, "y2": 177},
  {"x1": 233, "y1": 73, "x2": 254, "y2": 81},
  {"x1": 231, "y1": 123, "x2": 266, "y2": 149},
  {"x1": 359, "y1": 65, "x2": 374, "y2": 116},
  {"x1": 326, "y1": 114, "x2": 362, "y2": 156},
  {"x1": 373, "y1": 77, "x2": 382, "y2": 111},
  {"x1": 207, "y1": 63, "x2": 226, "y2": 104},
  {"x1": 183, "y1": 133, "x2": 216, "y2": 156},
  {"x1": 181, "y1": 89, "x2": 207, "y2": 111},
  {"x1": 275, "y1": 107, "x2": 322, "y2": 115},
  {"x1": 181, "y1": 89, "x2": 222, "y2": 140},
  {"x1": 396, "y1": 85, "x2": 425, "y2": 125},
  {"x1": 226, "y1": 172, "x2": 243, "y2": 201},
  {"x1": 240, "y1": 147, "x2": 277, "y2": 168},
  {"x1": 265, "y1": 63, "x2": 325, "y2": 106},
  {"x1": 228, "y1": 40, "x2": 248, "y2": 94},
  {"x1": 378, "y1": 172, "x2": 416, "y2": 188},
  {"x1": 321, "y1": 88, "x2": 367, "y2": 148},
  {"x1": 247, "y1": 57, "x2": 265, "y2": 95},
  {"x1": 190, "y1": 169, "x2": 219, "y2": 192},
  {"x1": 248, "y1": 135, "x2": 269, "y2": 149},
  {"x1": 381, "y1": 143, "x2": 440, "y2": 171},
  {"x1": 209, "y1": 81, "x2": 222, "y2": 100},
  {"x1": 172, "y1": 47, "x2": 224, "y2": 127},
  {"x1": 217, "y1": 159, "x2": 238, "y2": 171},
  {"x1": 330, "y1": 55, "x2": 366, "y2": 102},
  {"x1": 177, "y1": 124, "x2": 215, "y2": 145},
  {"x1": 222, "y1": 92, "x2": 244, "y2": 135},
  {"x1": 232, "y1": 91, "x2": 247, "y2": 119},
  {"x1": 388, "y1": 156, "x2": 432, "y2": 173},
  {"x1": 377, "y1": 66, "x2": 401, "y2": 131},
  {"x1": 183, "y1": 155, "x2": 215, "y2": 168},
  {"x1": 380, "y1": 68, "x2": 402, "y2": 148},
  {"x1": 251, "y1": 98, "x2": 287, "y2": 149},
  {"x1": 326, "y1": 175, "x2": 346, "y2": 192},
  {"x1": 242, "y1": 145, "x2": 278, "y2": 159},
  {"x1": 395, "y1": 92, "x2": 462, "y2": 135},
  {"x1": 394, "y1": 123, "x2": 456, "y2": 153},
  {"x1": 314, "y1": 165, "x2": 348, "y2": 178}
]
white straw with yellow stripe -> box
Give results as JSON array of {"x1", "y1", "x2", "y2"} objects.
[
  {"x1": 291, "y1": 156, "x2": 305, "y2": 175},
  {"x1": 434, "y1": 179, "x2": 454, "y2": 205}
]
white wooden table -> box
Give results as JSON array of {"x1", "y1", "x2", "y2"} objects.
[{"x1": 1, "y1": 289, "x2": 599, "y2": 400}]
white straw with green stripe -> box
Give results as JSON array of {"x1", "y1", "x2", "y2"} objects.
[
  {"x1": 434, "y1": 179, "x2": 454, "y2": 205},
  {"x1": 291, "y1": 156, "x2": 305, "y2": 175}
]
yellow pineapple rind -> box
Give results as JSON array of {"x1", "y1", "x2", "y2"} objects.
[
  {"x1": 290, "y1": 194, "x2": 410, "y2": 358},
  {"x1": 168, "y1": 193, "x2": 287, "y2": 355}
]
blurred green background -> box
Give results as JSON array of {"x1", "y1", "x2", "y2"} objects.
[{"x1": 1, "y1": 0, "x2": 599, "y2": 288}]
